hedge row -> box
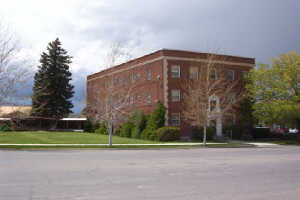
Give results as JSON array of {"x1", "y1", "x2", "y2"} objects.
[
  {"x1": 91, "y1": 102, "x2": 181, "y2": 141},
  {"x1": 0, "y1": 124, "x2": 12, "y2": 132}
]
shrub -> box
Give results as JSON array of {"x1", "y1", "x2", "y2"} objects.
[
  {"x1": 131, "y1": 126, "x2": 140, "y2": 139},
  {"x1": 191, "y1": 126, "x2": 216, "y2": 141},
  {"x1": 120, "y1": 120, "x2": 134, "y2": 137},
  {"x1": 223, "y1": 125, "x2": 242, "y2": 139},
  {"x1": 142, "y1": 102, "x2": 166, "y2": 140},
  {"x1": 251, "y1": 128, "x2": 270, "y2": 139},
  {"x1": 146, "y1": 102, "x2": 166, "y2": 130},
  {"x1": 241, "y1": 133, "x2": 253, "y2": 141},
  {"x1": 114, "y1": 126, "x2": 121, "y2": 136},
  {"x1": 156, "y1": 126, "x2": 181, "y2": 141},
  {"x1": 83, "y1": 119, "x2": 93, "y2": 132},
  {"x1": 0, "y1": 124, "x2": 12, "y2": 132},
  {"x1": 131, "y1": 110, "x2": 148, "y2": 139},
  {"x1": 141, "y1": 128, "x2": 156, "y2": 140},
  {"x1": 95, "y1": 121, "x2": 108, "y2": 135}
]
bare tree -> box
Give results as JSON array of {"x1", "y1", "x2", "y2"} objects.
[
  {"x1": 183, "y1": 53, "x2": 244, "y2": 145},
  {"x1": 0, "y1": 22, "x2": 31, "y2": 105},
  {"x1": 86, "y1": 41, "x2": 135, "y2": 147},
  {"x1": 105, "y1": 41, "x2": 133, "y2": 68}
]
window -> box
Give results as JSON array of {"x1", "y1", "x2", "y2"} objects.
[
  {"x1": 130, "y1": 95, "x2": 134, "y2": 104},
  {"x1": 171, "y1": 90, "x2": 180, "y2": 102},
  {"x1": 227, "y1": 70, "x2": 235, "y2": 81},
  {"x1": 130, "y1": 73, "x2": 135, "y2": 84},
  {"x1": 231, "y1": 114, "x2": 236, "y2": 125},
  {"x1": 210, "y1": 100, "x2": 217, "y2": 111},
  {"x1": 227, "y1": 93, "x2": 236, "y2": 104},
  {"x1": 122, "y1": 75, "x2": 127, "y2": 86},
  {"x1": 226, "y1": 114, "x2": 236, "y2": 125},
  {"x1": 171, "y1": 113, "x2": 180, "y2": 126},
  {"x1": 108, "y1": 78, "x2": 113, "y2": 88},
  {"x1": 146, "y1": 69, "x2": 151, "y2": 81},
  {"x1": 210, "y1": 68, "x2": 217, "y2": 80},
  {"x1": 171, "y1": 65, "x2": 180, "y2": 78},
  {"x1": 136, "y1": 72, "x2": 141, "y2": 80},
  {"x1": 209, "y1": 120, "x2": 216, "y2": 127},
  {"x1": 242, "y1": 71, "x2": 249, "y2": 78},
  {"x1": 113, "y1": 77, "x2": 119, "y2": 87},
  {"x1": 146, "y1": 92, "x2": 151, "y2": 104},
  {"x1": 189, "y1": 66, "x2": 198, "y2": 80},
  {"x1": 136, "y1": 93, "x2": 141, "y2": 102}
]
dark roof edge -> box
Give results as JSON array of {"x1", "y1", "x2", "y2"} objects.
[
  {"x1": 87, "y1": 49, "x2": 163, "y2": 79},
  {"x1": 161, "y1": 48, "x2": 256, "y2": 60},
  {"x1": 87, "y1": 48, "x2": 255, "y2": 79}
]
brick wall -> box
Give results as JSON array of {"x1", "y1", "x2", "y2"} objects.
[{"x1": 87, "y1": 49, "x2": 255, "y2": 137}]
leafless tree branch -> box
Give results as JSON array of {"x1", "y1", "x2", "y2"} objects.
[{"x1": 0, "y1": 21, "x2": 32, "y2": 105}]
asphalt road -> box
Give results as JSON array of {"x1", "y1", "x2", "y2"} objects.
[{"x1": 1, "y1": 147, "x2": 300, "y2": 200}]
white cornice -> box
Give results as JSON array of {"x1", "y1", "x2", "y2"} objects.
[
  {"x1": 87, "y1": 56, "x2": 254, "y2": 82},
  {"x1": 164, "y1": 56, "x2": 254, "y2": 67}
]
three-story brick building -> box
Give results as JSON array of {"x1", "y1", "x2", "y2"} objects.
[{"x1": 87, "y1": 49, "x2": 255, "y2": 138}]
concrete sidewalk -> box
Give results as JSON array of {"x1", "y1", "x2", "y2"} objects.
[
  {"x1": 0, "y1": 143, "x2": 224, "y2": 146},
  {"x1": 246, "y1": 142, "x2": 281, "y2": 147},
  {"x1": 0, "y1": 142, "x2": 282, "y2": 147}
]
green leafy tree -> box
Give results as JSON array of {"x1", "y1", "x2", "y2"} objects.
[
  {"x1": 247, "y1": 51, "x2": 300, "y2": 128},
  {"x1": 240, "y1": 76, "x2": 256, "y2": 132},
  {"x1": 31, "y1": 38, "x2": 74, "y2": 118}
]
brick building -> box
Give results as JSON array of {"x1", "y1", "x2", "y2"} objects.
[{"x1": 87, "y1": 49, "x2": 255, "y2": 138}]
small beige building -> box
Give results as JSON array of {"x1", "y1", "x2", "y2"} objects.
[{"x1": 0, "y1": 106, "x2": 32, "y2": 117}]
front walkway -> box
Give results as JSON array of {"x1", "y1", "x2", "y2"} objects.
[
  {"x1": 245, "y1": 142, "x2": 281, "y2": 147},
  {"x1": 0, "y1": 143, "x2": 224, "y2": 147},
  {"x1": 0, "y1": 142, "x2": 282, "y2": 147}
]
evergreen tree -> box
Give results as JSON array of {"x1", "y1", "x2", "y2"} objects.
[
  {"x1": 31, "y1": 38, "x2": 74, "y2": 118},
  {"x1": 141, "y1": 102, "x2": 166, "y2": 140}
]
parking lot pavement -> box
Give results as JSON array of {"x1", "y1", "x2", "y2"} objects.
[{"x1": 1, "y1": 147, "x2": 300, "y2": 200}]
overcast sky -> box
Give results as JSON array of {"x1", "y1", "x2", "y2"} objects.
[{"x1": 1, "y1": 0, "x2": 299, "y2": 113}]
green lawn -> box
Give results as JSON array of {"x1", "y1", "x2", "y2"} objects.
[
  {"x1": 0, "y1": 131, "x2": 255, "y2": 149},
  {"x1": 260, "y1": 140, "x2": 300, "y2": 146},
  {"x1": 0, "y1": 131, "x2": 160, "y2": 144}
]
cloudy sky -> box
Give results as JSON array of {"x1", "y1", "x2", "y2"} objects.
[{"x1": 1, "y1": 0, "x2": 299, "y2": 113}]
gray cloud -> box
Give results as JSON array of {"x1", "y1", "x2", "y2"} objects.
[{"x1": 1, "y1": 0, "x2": 300, "y2": 113}]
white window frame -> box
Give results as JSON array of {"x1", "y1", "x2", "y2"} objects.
[
  {"x1": 189, "y1": 66, "x2": 199, "y2": 80},
  {"x1": 210, "y1": 68, "x2": 217, "y2": 80},
  {"x1": 171, "y1": 89, "x2": 180, "y2": 102},
  {"x1": 136, "y1": 93, "x2": 141, "y2": 102},
  {"x1": 136, "y1": 72, "x2": 141, "y2": 80},
  {"x1": 146, "y1": 92, "x2": 151, "y2": 104},
  {"x1": 227, "y1": 70, "x2": 235, "y2": 81},
  {"x1": 146, "y1": 69, "x2": 151, "y2": 81},
  {"x1": 228, "y1": 92, "x2": 236, "y2": 104},
  {"x1": 171, "y1": 65, "x2": 180, "y2": 78},
  {"x1": 130, "y1": 95, "x2": 134, "y2": 104},
  {"x1": 171, "y1": 113, "x2": 180, "y2": 126},
  {"x1": 208, "y1": 95, "x2": 220, "y2": 112},
  {"x1": 130, "y1": 73, "x2": 135, "y2": 84}
]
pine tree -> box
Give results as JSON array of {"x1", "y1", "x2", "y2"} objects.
[{"x1": 31, "y1": 38, "x2": 74, "y2": 118}]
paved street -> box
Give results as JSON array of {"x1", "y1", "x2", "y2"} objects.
[{"x1": 1, "y1": 147, "x2": 300, "y2": 200}]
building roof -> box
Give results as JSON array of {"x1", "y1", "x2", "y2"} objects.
[
  {"x1": 87, "y1": 49, "x2": 255, "y2": 80},
  {"x1": 61, "y1": 118, "x2": 87, "y2": 121},
  {"x1": 0, "y1": 106, "x2": 32, "y2": 116}
]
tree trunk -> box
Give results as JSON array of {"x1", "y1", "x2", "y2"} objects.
[
  {"x1": 203, "y1": 125, "x2": 207, "y2": 146},
  {"x1": 108, "y1": 124, "x2": 113, "y2": 147}
]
